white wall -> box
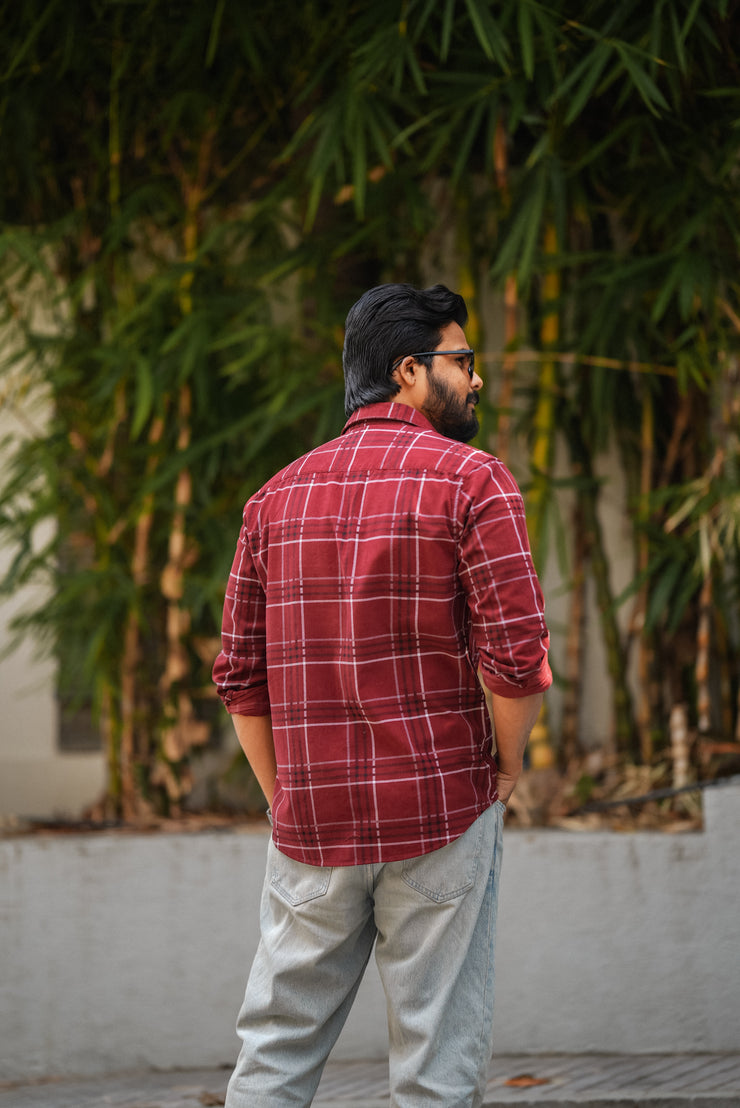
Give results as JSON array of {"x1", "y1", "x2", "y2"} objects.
[
  {"x1": 0, "y1": 375, "x2": 106, "y2": 820},
  {"x1": 0, "y1": 557, "x2": 106, "y2": 818},
  {"x1": 1, "y1": 779, "x2": 737, "y2": 1081}
]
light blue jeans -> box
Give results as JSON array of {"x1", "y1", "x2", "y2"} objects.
[{"x1": 225, "y1": 801, "x2": 505, "y2": 1108}]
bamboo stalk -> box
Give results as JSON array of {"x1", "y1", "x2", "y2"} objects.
[
  {"x1": 658, "y1": 390, "x2": 691, "y2": 488},
  {"x1": 561, "y1": 496, "x2": 588, "y2": 765},
  {"x1": 108, "y1": 26, "x2": 121, "y2": 215},
  {"x1": 636, "y1": 381, "x2": 654, "y2": 763},
  {"x1": 100, "y1": 683, "x2": 121, "y2": 817},
  {"x1": 119, "y1": 414, "x2": 165, "y2": 819},
  {"x1": 456, "y1": 195, "x2": 481, "y2": 352},
  {"x1": 496, "y1": 277, "x2": 519, "y2": 467},
  {"x1": 695, "y1": 573, "x2": 712, "y2": 736},
  {"x1": 669, "y1": 703, "x2": 690, "y2": 789},
  {"x1": 568, "y1": 416, "x2": 639, "y2": 760},
  {"x1": 493, "y1": 117, "x2": 518, "y2": 466},
  {"x1": 584, "y1": 482, "x2": 638, "y2": 759},
  {"x1": 159, "y1": 383, "x2": 197, "y2": 772},
  {"x1": 521, "y1": 222, "x2": 560, "y2": 768},
  {"x1": 156, "y1": 130, "x2": 216, "y2": 799},
  {"x1": 527, "y1": 222, "x2": 559, "y2": 563}
]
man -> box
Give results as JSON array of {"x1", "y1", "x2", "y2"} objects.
[{"x1": 213, "y1": 283, "x2": 551, "y2": 1108}]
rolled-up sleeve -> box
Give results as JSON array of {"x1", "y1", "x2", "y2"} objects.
[
  {"x1": 212, "y1": 510, "x2": 271, "y2": 716},
  {"x1": 459, "y1": 460, "x2": 552, "y2": 698}
]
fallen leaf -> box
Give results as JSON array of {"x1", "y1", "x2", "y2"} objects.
[{"x1": 504, "y1": 1074, "x2": 551, "y2": 1088}]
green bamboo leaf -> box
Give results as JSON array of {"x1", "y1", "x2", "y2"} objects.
[
  {"x1": 177, "y1": 319, "x2": 207, "y2": 384},
  {"x1": 205, "y1": 0, "x2": 226, "y2": 67},
  {"x1": 651, "y1": 257, "x2": 682, "y2": 322},
  {"x1": 408, "y1": 0, "x2": 443, "y2": 41},
  {"x1": 525, "y1": 131, "x2": 550, "y2": 171},
  {"x1": 440, "y1": 0, "x2": 457, "y2": 60},
  {"x1": 667, "y1": 3, "x2": 687, "y2": 72},
  {"x1": 130, "y1": 358, "x2": 154, "y2": 441},
  {"x1": 451, "y1": 99, "x2": 485, "y2": 185},
  {"x1": 549, "y1": 159, "x2": 567, "y2": 247},
  {"x1": 2, "y1": 0, "x2": 63, "y2": 80},
  {"x1": 678, "y1": 259, "x2": 701, "y2": 320},
  {"x1": 419, "y1": 108, "x2": 466, "y2": 171},
  {"x1": 463, "y1": 0, "x2": 510, "y2": 70},
  {"x1": 308, "y1": 97, "x2": 345, "y2": 181},
  {"x1": 562, "y1": 42, "x2": 612, "y2": 125},
  {"x1": 363, "y1": 100, "x2": 395, "y2": 168},
  {"x1": 645, "y1": 558, "x2": 684, "y2": 630},
  {"x1": 303, "y1": 175, "x2": 323, "y2": 231},
  {"x1": 613, "y1": 42, "x2": 670, "y2": 114},
  {"x1": 400, "y1": 35, "x2": 427, "y2": 95},
  {"x1": 352, "y1": 125, "x2": 368, "y2": 218},
  {"x1": 517, "y1": 0, "x2": 535, "y2": 80},
  {"x1": 569, "y1": 115, "x2": 642, "y2": 172},
  {"x1": 679, "y1": 0, "x2": 704, "y2": 42},
  {"x1": 492, "y1": 163, "x2": 547, "y2": 285}
]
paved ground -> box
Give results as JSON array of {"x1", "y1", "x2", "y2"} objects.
[{"x1": 2, "y1": 1054, "x2": 740, "y2": 1107}]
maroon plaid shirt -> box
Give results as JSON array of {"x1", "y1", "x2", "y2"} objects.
[{"x1": 213, "y1": 402, "x2": 551, "y2": 865}]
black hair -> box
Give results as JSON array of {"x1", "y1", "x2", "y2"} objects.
[{"x1": 342, "y1": 283, "x2": 468, "y2": 417}]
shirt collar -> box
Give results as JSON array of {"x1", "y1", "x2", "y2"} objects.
[{"x1": 342, "y1": 402, "x2": 436, "y2": 436}]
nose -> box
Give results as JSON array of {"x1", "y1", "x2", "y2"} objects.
[{"x1": 471, "y1": 369, "x2": 483, "y2": 390}]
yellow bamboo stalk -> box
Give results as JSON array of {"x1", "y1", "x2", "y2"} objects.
[
  {"x1": 561, "y1": 498, "x2": 588, "y2": 765},
  {"x1": 159, "y1": 383, "x2": 200, "y2": 771},
  {"x1": 458, "y1": 261, "x2": 480, "y2": 352},
  {"x1": 97, "y1": 383, "x2": 126, "y2": 478},
  {"x1": 496, "y1": 276, "x2": 519, "y2": 468},
  {"x1": 527, "y1": 222, "x2": 558, "y2": 560},
  {"x1": 636, "y1": 382, "x2": 654, "y2": 764},
  {"x1": 526, "y1": 222, "x2": 559, "y2": 769},
  {"x1": 157, "y1": 134, "x2": 215, "y2": 794},
  {"x1": 119, "y1": 414, "x2": 166, "y2": 819},
  {"x1": 669, "y1": 703, "x2": 690, "y2": 789},
  {"x1": 456, "y1": 195, "x2": 481, "y2": 351},
  {"x1": 695, "y1": 566, "x2": 713, "y2": 737},
  {"x1": 493, "y1": 117, "x2": 518, "y2": 467},
  {"x1": 100, "y1": 683, "x2": 120, "y2": 818}
]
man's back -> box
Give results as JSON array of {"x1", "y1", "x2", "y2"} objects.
[
  {"x1": 215, "y1": 283, "x2": 552, "y2": 1108},
  {"x1": 214, "y1": 402, "x2": 549, "y2": 866}
]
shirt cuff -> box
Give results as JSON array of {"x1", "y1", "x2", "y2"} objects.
[
  {"x1": 219, "y1": 686, "x2": 271, "y2": 715},
  {"x1": 480, "y1": 654, "x2": 552, "y2": 698}
]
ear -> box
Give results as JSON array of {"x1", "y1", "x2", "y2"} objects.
[{"x1": 394, "y1": 355, "x2": 419, "y2": 389}]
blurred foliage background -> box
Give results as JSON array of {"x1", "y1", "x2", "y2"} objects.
[{"x1": 1, "y1": 0, "x2": 739, "y2": 818}]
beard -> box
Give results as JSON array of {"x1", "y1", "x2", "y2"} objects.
[{"x1": 421, "y1": 368, "x2": 480, "y2": 442}]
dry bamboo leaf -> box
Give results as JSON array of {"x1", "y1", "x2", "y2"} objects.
[
  {"x1": 504, "y1": 1074, "x2": 551, "y2": 1088},
  {"x1": 150, "y1": 759, "x2": 183, "y2": 799},
  {"x1": 161, "y1": 695, "x2": 210, "y2": 761}
]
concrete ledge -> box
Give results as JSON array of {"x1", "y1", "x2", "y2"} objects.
[{"x1": 1, "y1": 781, "x2": 738, "y2": 1081}]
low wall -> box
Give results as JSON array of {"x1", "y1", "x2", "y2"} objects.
[{"x1": 1, "y1": 780, "x2": 738, "y2": 1081}]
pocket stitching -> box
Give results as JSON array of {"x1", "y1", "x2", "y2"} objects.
[
  {"x1": 270, "y1": 869, "x2": 332, "y2": 906},
  {"x1": 400, "y1": 818, "x2": 485, "y2": 902},
  {"x1": 400, "y1": 870, "x2": 476, "y2": 902}
]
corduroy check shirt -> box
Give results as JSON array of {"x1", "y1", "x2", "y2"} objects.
[{"x1": 213, "y1": 402, "x2": 551, "y2": 866}]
